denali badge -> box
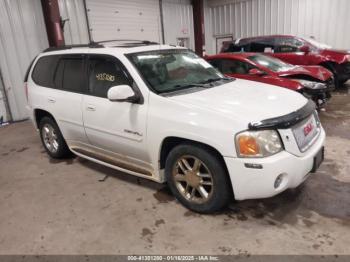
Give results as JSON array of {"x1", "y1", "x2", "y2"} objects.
[
  {"x1": 124, "y1": 129, "x2": 143, "y2": 137},
  {"x1": 303, "y1": 123, "x2": 314, "y2": 136}
]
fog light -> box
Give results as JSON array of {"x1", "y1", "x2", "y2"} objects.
[{"x1": 274, "y1": 174, "x2": 284, "y2": 189}]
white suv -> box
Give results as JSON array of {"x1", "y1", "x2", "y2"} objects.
[{"x1": 25, "y1": 41, "x2": 325, "y2": 213}]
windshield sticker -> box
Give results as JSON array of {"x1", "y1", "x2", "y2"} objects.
[{"x1": 96, "y1": 73, "x2": 115, "y2": 82}]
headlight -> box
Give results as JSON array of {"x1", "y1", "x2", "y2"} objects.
[
  {"x1": 295, "y1": 79, "x2": 327, "y2": 90},
  {"x1": 346, "y1": 54, "x2": 350, "y2": 62},
  {"x1": 235, "y1": 130, "x2": 283, "y2": 158}
]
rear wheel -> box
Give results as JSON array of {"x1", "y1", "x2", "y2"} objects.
[
  {"x1": 165, "y1": 144, "x2": 231, "y2": 213},
  {"x1": 39, "y1": 117, "x2": 71, "y2": 158}
]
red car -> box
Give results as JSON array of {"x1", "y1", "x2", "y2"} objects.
[
  {"x1": 206, "y1": 53, "x2": 333, "y2": 107},
  {"x1": 221, "y1": 35, "x2": 350, "y2": 87}
]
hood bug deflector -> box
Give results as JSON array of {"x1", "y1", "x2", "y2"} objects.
[{"x1": 248, "y1": 100, "x2": 316, "y2": 130}]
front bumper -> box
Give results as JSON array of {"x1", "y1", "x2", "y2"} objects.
[
  {"x1": 224, "y1": 128, "x2": 326, "y2": 201},
  {"x1": 302, "y1": 87, "x2": 332, "y2": 108}
]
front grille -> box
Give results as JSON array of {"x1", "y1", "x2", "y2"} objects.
[{"x1": 292, "y1": 113, "x2": 321, "y2": 152}]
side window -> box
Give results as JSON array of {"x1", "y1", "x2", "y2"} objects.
[
  {"x1": 88, "y1": 55, "x2": 131, "y2": 98},
  {"x1": 250, "y1": 38, "x2": 275, "y2": 53},
  {"x1": 225, "y1": 43, "x2": 243, "y2": 52},
  {"x1": 237, "y1": 40, "x2": 251, "y2": 52},
  {"x1": 275, "y1": 37, "x2": 303, "y2": 53},
  {"x1": 220, "y1": 59, "x2": 253, "y2": 75},
  {"x1": 62, "y1": 57, "x2": 86, "y2": 93},
  {"x1": 32, "y1": 55, "x2": 61, "y2": 87},
  {"x1": 54, "y1": 59, "x2": 64, "y2": 89}
]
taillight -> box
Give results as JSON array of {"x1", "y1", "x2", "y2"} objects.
[{"x1": 24, "y1": 82, "x2": 28, "y2": 102}]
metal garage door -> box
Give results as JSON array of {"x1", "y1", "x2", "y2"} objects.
[
  {"x1": 162, "y1": 0, "x2": 194, "y2": 49},
  {"x1": 0, "y1": 0, "x2": 48, "y2": 121},
  {"x1": 86, "y1": 0, "x2": 162, "y2": 42}
]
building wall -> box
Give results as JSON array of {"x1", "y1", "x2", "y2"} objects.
[
  {"x1": 0, "y1": 71, "x2": 8, "y2": 123},
  {"x1": 205, "y1": 0, "x2": 350, "y2": 54},
  {"x1": 58, "y1": 0, "x2": 90, "y2": 44},
  {"x1": 0, "y1": 0, "x2": 49, "y2": 121}
]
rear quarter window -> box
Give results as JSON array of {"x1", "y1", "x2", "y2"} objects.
[{"x1": 32, "y1": 55, "x2": 61, "y2": 88}]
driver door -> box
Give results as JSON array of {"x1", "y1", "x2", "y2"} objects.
[{"x1": 82, "y1": 54, "x2": 149, "y2": 170}]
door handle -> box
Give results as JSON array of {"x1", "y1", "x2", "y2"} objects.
[
  {"x1": 48, "y1": 98, "x2": 56, "y2": 103},
  {"x1": 86, "y1": 105, "x2": 96, "y2": 111}
]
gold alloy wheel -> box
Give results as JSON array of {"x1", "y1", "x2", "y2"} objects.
[{"x1": 172, "y1": 155, "x2": 214, "y2": 204}]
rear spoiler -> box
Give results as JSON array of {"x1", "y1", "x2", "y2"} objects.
[{"x1": 248, "y1": 100, "x2": 316, "y2": 130}]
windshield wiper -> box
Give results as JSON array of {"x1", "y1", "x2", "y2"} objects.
[
  {"x1": 172, "y1": 83, "x2": 207, "y2": 89},
  {"x1": 199, "y1": 77, "x2": 234, "y2": 85},
  {"x1": 159, "y1": 83, "x2": 207, "y2": 94}
]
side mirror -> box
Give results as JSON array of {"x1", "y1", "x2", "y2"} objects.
[
  {"x1": 300, "y1": 45, "x2": 310, "y2": 54},
  {"x1": 107, "y1": 85, "x2": 139, "y2": 103},
  {"x1": 249, "y1": 68, "x2": 266, "y2": 76}
]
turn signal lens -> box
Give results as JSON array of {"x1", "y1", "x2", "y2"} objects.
[
  {"x1": 238, "y1": 135, "x2": 260, "y2": 156},
  {"x1": 235, "y1": 130, "x2": 283, "y2": 158}
]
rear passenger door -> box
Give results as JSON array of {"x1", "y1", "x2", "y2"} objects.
[{"x1": 52, "y1": 54, "x2": 89, "y2": 144}]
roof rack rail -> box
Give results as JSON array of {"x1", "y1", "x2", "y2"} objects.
[
  {"x1": 43, "y1": 42, "x2": 103, "y2": 52},
  {"x1": 96, "y1": 39, "x2": 159, "y2": 44},
  {"x1": 43, "y1": 40, "x2": 159, "y2": 53},
  {"x1": 96, "y1": 39, "x2": 159, "y2": 47}
]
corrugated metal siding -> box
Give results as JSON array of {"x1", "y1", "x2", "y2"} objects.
[
  {"x1": 162, "y1": 0, "x2": 194, "y2": 49},
  {"x1": 0, "y1": 71, "x2": 8, "y2": 123},
  {"x1": 58, "y1": 0, "x2": 90, "y2": 44},
  {"x1": 0, "y1": 0, "x2": 48, "y2": 121},
  {"x1": 205, "y1": 0, "x2": 350, "y2": 54},
  {"x1": 86, "y1": 0, "x2": 162, "y2": 42}
]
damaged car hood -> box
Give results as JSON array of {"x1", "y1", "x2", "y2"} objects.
[{"x1": 277, "y1": 66, "x2": 332, "y2": 81}]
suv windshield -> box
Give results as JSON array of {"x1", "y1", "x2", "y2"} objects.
[
  {"x1": 128, "y1": 49, "x2": 227, "y2": 93},
  {"x1": 249, "y1": 54, "x2": 295, "y2": 72}
]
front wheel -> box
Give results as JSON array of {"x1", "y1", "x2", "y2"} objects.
[{"x1": 165, "y1": 144, "x2": 232, "y2": 213}]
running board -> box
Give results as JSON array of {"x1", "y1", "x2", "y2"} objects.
[{"x1": 69, "y1": 146, "x2": 159, "y2": 182}]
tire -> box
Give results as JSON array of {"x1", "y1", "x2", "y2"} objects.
[
  {"x1": 39, "y1": 116, "x2": 71, "y2": 159},
  {"x1": 165, "y1": 143, "x2": 232, "y2": 213},
  {"x1": 322, "y1": 63, "x2": 341, "y2": 88}
]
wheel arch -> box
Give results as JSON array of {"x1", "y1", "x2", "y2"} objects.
[
  {"x1": 319, "y1": 61, "x2": 338, "y2": 73},
  {"x1": 159, "y1": 136, "x2": 235, "y2": 199},
  {"x1": 34, "y1": 108, "x2": 56, "y2": 129},
  {"x1": 159, "y1": 137, "x2": 232, "y2": 184}
]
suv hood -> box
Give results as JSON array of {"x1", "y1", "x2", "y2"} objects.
[{"x1": 169, "y1": 79, "x2": 308, "y2": 125}]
